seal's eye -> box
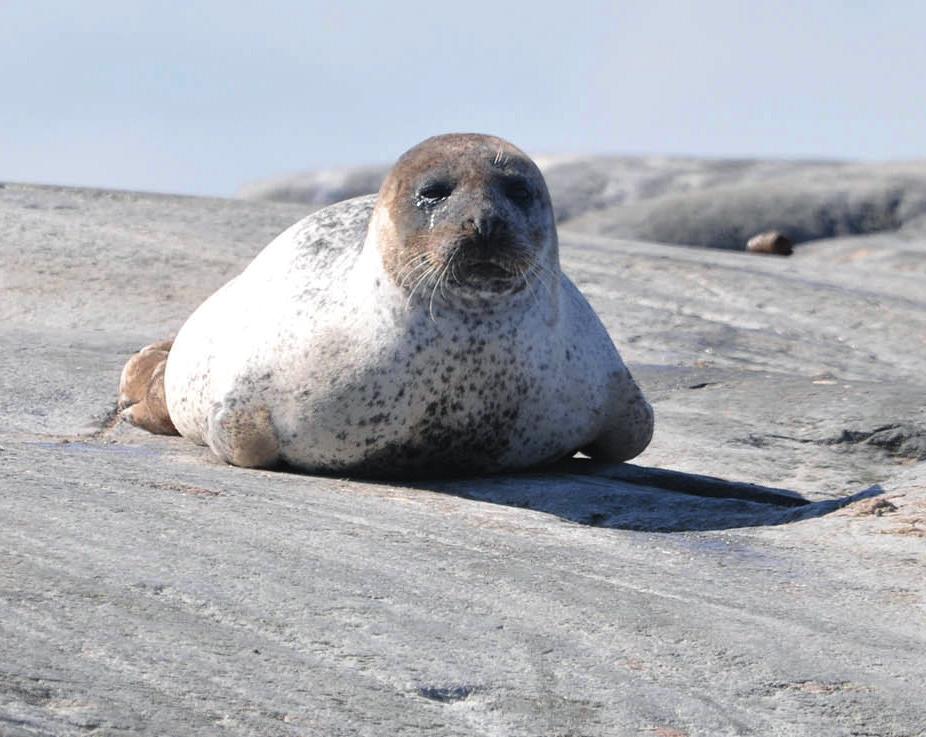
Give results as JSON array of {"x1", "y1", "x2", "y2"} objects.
[
  {"x1": 505, "y1": 180, "x2": 532, "y2": 206},
  {"x1": 416, "y1": 182, "x2": 453, "y2": 207}
]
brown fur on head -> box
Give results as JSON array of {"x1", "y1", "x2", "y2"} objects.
[{"x1": 370, "y1": 133, "x2": 558, "y2": 301}]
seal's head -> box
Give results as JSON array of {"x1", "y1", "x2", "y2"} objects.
[{"x1": 371, "y1": 133, "x2": 558, "y2": 305}]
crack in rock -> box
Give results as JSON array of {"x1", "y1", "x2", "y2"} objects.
[
  {"x1": 416, "y1": 685, "x2": 476, "y2": 703},
  {"x1": 826, "y1": 423, "x2": 926, "y2": 461}
]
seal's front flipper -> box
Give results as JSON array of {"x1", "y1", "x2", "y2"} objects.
[
  {"x1": 583, "y1": 383, "x2": 654, "y2": 463},
  {"x1": 119, "y1": 339, "x2": 179, "y2": 436},
  {"x1": 206, "y1": 403, "x2": 281, "y2": 469}
]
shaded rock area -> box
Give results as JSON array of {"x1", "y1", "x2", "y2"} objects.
[{"x1": 1, "y1": 178, "x2": 925, "y2": 736}]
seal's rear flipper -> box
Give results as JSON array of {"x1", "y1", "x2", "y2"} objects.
[{"x1": 119, "y1": 339, "x2": 179, "y2": 436}]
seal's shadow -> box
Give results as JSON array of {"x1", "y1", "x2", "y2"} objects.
[{"x1": 408, "y1": 459, "x2": 883, "y2": 532}]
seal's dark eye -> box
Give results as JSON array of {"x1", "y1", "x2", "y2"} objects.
[
  {"x1": 505, "y1": 180, "x2": 532, "y2": 205},
  {"x1": 416, "y1": 182, "x2": 453, "y2": 206}
]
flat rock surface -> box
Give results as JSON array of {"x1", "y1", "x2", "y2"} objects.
[{"x1": 1, "y1": 180, "x2": 924, "y2": 736}]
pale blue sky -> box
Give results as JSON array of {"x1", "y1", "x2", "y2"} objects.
[{"x1": 2, "y1": 1, "x2": 924, "y2": 196}]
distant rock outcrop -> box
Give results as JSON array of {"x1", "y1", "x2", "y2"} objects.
[
  {"x1": 238, "y1": 164, "x2": 390, "y2": 207},
  {"x1": 565, "y1": 162, "x2": 926, "y2": 250},
  {"x1": 239, "y1": 157, "x2": 926, "y2": 251}
]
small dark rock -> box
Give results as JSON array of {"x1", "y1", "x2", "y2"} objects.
[
  {"x1": 416, "y1": 685, "x2": 475, "y2": 703},
  {"x1": 746, "y1": 230, "x2": 793, "y2": 256}
]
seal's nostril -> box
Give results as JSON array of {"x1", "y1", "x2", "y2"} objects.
[{"x1": 468, "y1": 214, "x2": 498, "y2": 241}]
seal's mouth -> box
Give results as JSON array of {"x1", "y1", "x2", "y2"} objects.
[
  {"x1": 449, "y1": 230, "x2": 529, "y2": 286},
  {"x1": 464, "y1": 260, "x2": 515, "y2": 280},
  {"x1": 451, "y1": 256, "x2": 529, "y2": 295}
]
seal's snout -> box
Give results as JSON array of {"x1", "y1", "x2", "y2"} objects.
[
  {"x1": 462, "y1": 212, "x2": 500, "y2": 241},
  {"x1": 457, "y1": 220, "x2": 520, "y2": 268},
  {"x1": 454, "y1": 222, "x2": 533, "y2": 288}
]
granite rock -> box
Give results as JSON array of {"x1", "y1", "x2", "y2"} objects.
[{"x1": 1, "y1": 178, "x2": 924, "y2": 736}]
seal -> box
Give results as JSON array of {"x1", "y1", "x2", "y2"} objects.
[{"x1": 120, "y1": 133, "x2": 654, "y2": 477}]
